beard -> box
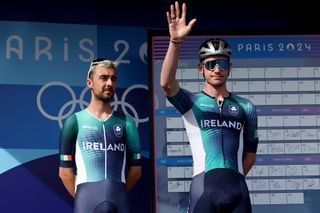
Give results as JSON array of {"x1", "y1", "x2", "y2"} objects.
[
  {"x1": 210, "y1": 80, "x2": 227, "y2": 88},
  {"x1": 100, "y1": 95, "x2": 114, "y2": 103},
  {"x1": 205, "y1": 76, "x2": 227, "y2": 88},
  {"x1": 94, "y1": 91, "x2": 114, "y2": 103},
  {"x1": 203, "y1": 72, "x2": 227, "y2": 88}
]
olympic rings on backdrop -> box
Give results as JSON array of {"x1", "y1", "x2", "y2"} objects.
[{"x1": 36, "y1": 81, "x2": 149, "y2": 129}]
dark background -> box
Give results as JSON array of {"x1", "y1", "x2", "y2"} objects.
[{"x1": 1, "y1": 0, "x2": 319, "y2": 33}]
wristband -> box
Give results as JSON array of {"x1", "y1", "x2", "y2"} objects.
[{"x1": 170, "y1": 39, "x2": 184, "y2": 44}]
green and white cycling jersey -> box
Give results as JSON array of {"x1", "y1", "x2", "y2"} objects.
[
  {"x1": 167, "y1": 88, "x2": 258, "y2": 176},
  {"x1": 59, "y1": 109, "x2": 141, "y2": 186}
]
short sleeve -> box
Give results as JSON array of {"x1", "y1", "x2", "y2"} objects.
[
  {"x1": 59, "y1": 114, "x2": 78, "y2": 168},
  {"x1": 125, "y1": 115, "x2": 141, "y2": 166},
  {"x1": 243, "y1": 101, "x2": 259, "y2": 153}
]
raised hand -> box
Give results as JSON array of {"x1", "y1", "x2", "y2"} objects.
[{"x1": 166, "y1": 1, "x2": 197, "y2": 42}]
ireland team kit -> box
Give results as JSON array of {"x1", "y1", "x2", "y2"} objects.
[
  {"x1": 167, "y1": 88, "x2": 258, "y2": 213},
  {"x1": 59, "y1": 109, "x2": 141, "y2": 213}
]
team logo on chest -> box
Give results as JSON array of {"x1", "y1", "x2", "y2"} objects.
[
  {"x1": 229, "y1": 105, "x2": 239, "y2": 115},
  {"x1": 113, "y1": 124, "x2": 123, "y2": 138}
]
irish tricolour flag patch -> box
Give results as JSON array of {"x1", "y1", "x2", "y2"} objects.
[
  {"x1": 60, "y1": 155, "x2": 72, "y2": 161},
  {"x1": 133, "y1": 153, "x2": 141, "y2": 160}
]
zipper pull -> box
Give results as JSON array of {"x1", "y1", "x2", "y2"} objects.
[
  {"x1": 217, "y1": 99, "x2": 223, "y2": 118},
  {"x1": 217, "y1": 99, "x2": 223, "y2": 109}
]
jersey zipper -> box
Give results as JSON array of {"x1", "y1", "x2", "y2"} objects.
[
  {"x1": 218, "y1": 100, "x2": 225, "y2": 166},
  {"x1": 102, "y1": 123, "x2": 107, "y2": 179}
]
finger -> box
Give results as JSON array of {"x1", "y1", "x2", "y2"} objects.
[
  {"x1": 181, "y1": 3, "x2": 186, "y2": 20},
  {"x1": 170, "y1": 4, "x2": 175, "y2": 19},
  {"x1": 166, "y1": 11, "x2": 171, "y2": 23},
  {"x1": 187, "y1": 18, "x2": 197, "y2": 29},
  {"x1": 175, "y1": 1, "x2": 180, "y2": 19}
]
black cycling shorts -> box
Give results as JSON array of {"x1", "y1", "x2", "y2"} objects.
[
  {"x1": 74, "y1": 179, "x2": 129, "y2": 213},
  {"x1": 193, "y1": 168, "x2": 251, "y2": 213}
]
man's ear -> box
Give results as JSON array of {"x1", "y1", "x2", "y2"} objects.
[
  {"x1": 198, "y1": 63, "x2": 203, "y2": 74},
  {"x1": 86, "y1": 79, "x2": 92, "y2": 88},
  {"x1": 228, "y1": 62, "x2": 232, "y2": 77}
]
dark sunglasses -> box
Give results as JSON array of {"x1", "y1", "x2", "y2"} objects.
[{"x1": 201, "y1": 59, "x2": 229, "y2": 71}]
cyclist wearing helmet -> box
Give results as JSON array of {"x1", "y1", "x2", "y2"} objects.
[{"x1": 160, "y1": 2, "x2": 258, "y2": 213}]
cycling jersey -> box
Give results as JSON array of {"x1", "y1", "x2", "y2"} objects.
[
  {"x1": 167, "y1": 88, "x2": 258, "y2": 212},
  {"x1": 59, "y1": 109, "x2": 141, "y2": 186},
  {"x1": 167, "y1": 88, "x2": 258, "y2": 176}
]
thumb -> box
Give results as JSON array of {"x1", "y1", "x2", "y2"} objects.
[{"x1": 187, "y1": 18, "x2": 197, "y2": 29}]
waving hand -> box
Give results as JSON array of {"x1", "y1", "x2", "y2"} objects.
[{"x1": 166, "y1": 1, "x2": 197, "y2": 42}]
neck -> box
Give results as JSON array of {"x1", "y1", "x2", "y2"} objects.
[
  {"x1": 87, "y1": 99, "x2": 112, "y2": 120},
  {"x1": 203, "y1": 82, "x2": 229, "y2": 100}
]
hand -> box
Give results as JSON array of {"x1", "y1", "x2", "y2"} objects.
[{"x1": 166, "y1": 1, "x2": 197, "y2": 42}]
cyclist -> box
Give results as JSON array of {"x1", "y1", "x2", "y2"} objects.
[
  {"x1": 59, "y1": 59, "x2": 142, "y2": 213},
  {"x1": 160, "y1": 2, "x2": 258, "y2": 212}
]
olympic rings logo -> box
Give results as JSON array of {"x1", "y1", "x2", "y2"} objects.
[{"x1": 36, "y1": 81, "x2": 149, "y2": 128}]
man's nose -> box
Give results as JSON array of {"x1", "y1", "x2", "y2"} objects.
[
  {"x1": 106, "y1": 78, "x2": 113, "y2": 85},
  {"x1": 213, "y1": 64, "x2": 223, "y2": 72}
]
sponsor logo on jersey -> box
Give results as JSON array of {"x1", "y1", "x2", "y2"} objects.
[
  {"x1": 229, "y1": 105, "x2": 239, "y2": 115},
  {"x1": 199, "y1": 103, "x2": 215, "y2": 111},
  {"x1": 200, "y1": 119, "x2": 242, "y2": 130},
  {"x1": 82, "y1": 125, "x2": 98, "y2": 131},
  {"x1": 82, "y1": 142, "x2": 125, "y2": 151},
  {"x1": 113, "y1": 124, "x2": 123, "y2": 138}
]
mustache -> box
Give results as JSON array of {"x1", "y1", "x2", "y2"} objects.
[{"x1": 103, "y1": 88, "x2": 114, "y2": 92}]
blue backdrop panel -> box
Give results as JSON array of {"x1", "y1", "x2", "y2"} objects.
[{"x1": 0, "y1": 21, "x2": 150, "y2": 213}]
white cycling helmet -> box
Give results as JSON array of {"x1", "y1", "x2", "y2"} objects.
[{"x1": 198, "y1": 38, "x2": 232, "y2": 61}]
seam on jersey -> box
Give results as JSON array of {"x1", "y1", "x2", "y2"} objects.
[
  {"x1": 103, "y1": 123, "x2": 107, "y2": 179},
  {"x1": 218, "y1": 100, "x2": 225, "y2": 166}
]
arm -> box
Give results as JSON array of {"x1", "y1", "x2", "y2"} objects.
[
  {"x1": 160, "y1": 1, "x2": 197, "y2": 97},
  {"x1": 125, "y1": 115, "x2": 142, "y2": 191},
  {"x1": 126, "y1": 166, "x2": 142, "y2": 191},
  {"x1": 59, "y1": 167, "x2": 76, "y2": 198},
  {"x1": 59, "y1": 114, "x2": 78, "y2": 198},
  {"x1": 242, "y1": 152, "x2": 256, "y2": 176},
  {"x1": 242, "y1": 101, "x2": 258, "y2": 176}
]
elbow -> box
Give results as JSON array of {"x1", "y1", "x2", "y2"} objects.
[
  {"x1": 134, "y1": 167, "x2": 142, "y2": 183},
  {"x1": 243, "y1": 153, "x2": 256, "y2": 168},
  {"x1": 59, "y1": 170, "x2": 67, "y2": 181},
  {"x1": 247, "y1": 155, "x2": 256, "y2": 168},
  {"x1": 160, "y1": 80, "x2": 178, "y2": 97},
  {"x1": 135, "y1": 168, "x2": 142, "y2": 181},
  {"x1": 59, "y1": 168, "x2": 73, "y2": 181},
  {"x1": 251, "y1": 155, "x2": 256, "y2": 165},
  {"x1": 160, "y1": 73, "x2": 175, "y2": 92},
  {"x1": 160, "y1": 82, "x2": 171, "y2": 95},
  {"x1": 160, "y1": 79, "x2": 169, "y2": 91}
]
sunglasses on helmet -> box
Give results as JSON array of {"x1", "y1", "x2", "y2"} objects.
[
  {"x1": 89, "y1": 58, "x2": 109, "y2": 69},
  {"x1": 87, "y1": 58, "x2": 117, "y2": 79},
  {"x1": 201, "y1": 59, "x2": 229, "y2": 71}
]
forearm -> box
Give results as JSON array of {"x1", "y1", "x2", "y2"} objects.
[
  {"x1": 59, "y1": 167, "x2": 76, "y2": 198},
  {"x1": 160, "y1": 41, "x2": 181, "y2": 97},
  {"x1": 126, "y1": 166, "x2": 141, "y2": 191},
  {"x1": 161, "y1": 2, "x2": 196, "y2": 97},
  {"x1": 242, "y1": 152, "x2": 256, "y2": 176}
]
